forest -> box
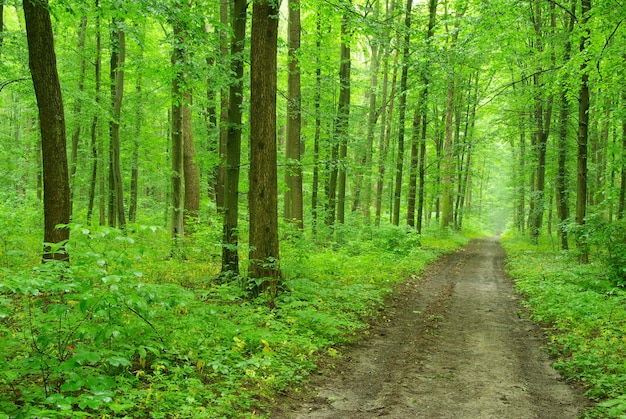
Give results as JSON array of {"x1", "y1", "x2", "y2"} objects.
[{"x1": 1, "y1": 0, "x2": 626, "y2": 417}]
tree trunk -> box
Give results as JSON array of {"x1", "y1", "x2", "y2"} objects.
[
  {"x1": 440, "y1": 9, "x2": 463, "y2": 229},
  {"x1": 0, "y1": 0, "x2": 4, "y2": 57},
  {"x1": 362, "y1": 34, "x2": 380, "y2": 224},
  {"x1": 221, "y1": 0, "x2": 247, "y2": 277},
  {"x1": 183, "y1": 91, "x2": 200, "y2": 230},
  {"x1": 375, "y1": 47, "x2": 399, "y2": 226},
  {"x1": 108, "y1": 19, "x2": 126, "y2": 229},
  {"x1": 407, "y1": 108, "x2": 420, "y2": 227},
  {"x1": 249, "y1": 0, "x2": 280, "y2": 299},
  {"x1": 312, "y1": 12, "x2": 322, "y2": 235},
  {"x1": 129, "y1": 48, "x2": 143, "y2": 223},
  {"x1": 576, "y1": 0, "x2": 591, "y2": 263},
  {"x1": 416, "y1": 0, "x2": 438, "y2": 234},
  {"x1": 171, "y1": 30, "x2": 184, "y2": 239},
  {"x1": 335, "y1": 10, "x2": 351, "y2": 226},
  {"x1": 555, "y1": 2, "x2": 575, "y2": 248},
  {"x1": 285, "y1": 0, "x2": 303, "y2": 229},
  {"x1": 23, "y1": 0, "x2": 71, "y2": 261},
  {"x1": 216, "y1": 0, "x2": 228, "y2": 212},
  {"x1": 619, "y1": 109, "x2": 626, "y2": 220},
  {"x1": 87, "y1": 0, "x2": 101, "y2": 225},
  {"x1": 392, "y1": 0, "x2": 413, "y2": 226},
  {"x1": 69, "y1": 15, "x2": 88, "y2": 217}
]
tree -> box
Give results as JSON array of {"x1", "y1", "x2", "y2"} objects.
[
  {"x1": 576, "y1": 0, "x2": 591, "y2": 263},
  {"x1": 392, "y1": 0, "x2": 413, "y2": 226},
  {"x1": 221, "y1": 0, "x2": 247, "y2": 277},
  {"x1": 23, "y1": 0, "x2": 70, "y2": 261},
  {"x1": 171, "y1": 14, "x2": 185, "y2": 239},
  {"x1": 249, "y1": 0, "x2": 280, "y2": 298},
  {"x1": 108, "y1": 17, "x2": 126, "y2": 229},
  {"x1": 284, "y1": 0, "x2": 303, "y2": 230}
]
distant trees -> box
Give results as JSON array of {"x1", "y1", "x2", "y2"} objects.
[{"x1": 4, "y1": 0, "x2": 625, "y2": 288}]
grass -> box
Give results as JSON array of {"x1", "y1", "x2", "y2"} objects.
[
  {"x1": 0, "y1": 220, "x2": 470, "y2": 418},
  {"x1": 501, "y1": 234, "x2": 626, "y2": 418}
]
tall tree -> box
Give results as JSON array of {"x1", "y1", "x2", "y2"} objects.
[
  {"x1": 249, "y1": 0, "x2": 280, "y2": 298},
  {"x1": 69, "y1": 15, "x2": 88, "y2": 217},
  {"x1": 0, "y1": 0, "x2": 4, "y2": 57},
  {"x1": 555, "y1": 0, "x2": 576, "y2": 249},
  {"x1": 23, "y1": 0, "x2": 70, "y2": 261},
  {"x1": 108, "y1": 18, "x2": 126, "y2": 229},
  {"x1": 528, "y1": 0, "x2": 554, "y2": 242},
  {"x1": 392, "y1": 0, "x2": 413, "y2": 226},
  {"x1": 284, "y1": 0, "x2": 303, "y2": 229},
  {"x1": 171, "y1": 11, "x2": 185, "y2": 239},
  {"x1": 183, "y1": 90, "x2": 200, "y2": 228},
  {"x1": 86, "y1": 2, "x2": 102, "y2": 224},
  {"x1": 327, "y1": 7, "x2": 351, "y2": 227},
  {"x1": 576, "y1": 0, "x2": 591, "y2": 263},
  {"x1": 221, "y1": 0, "x2": 247, "y2": 277},
  {"x1": 414, "y1": 0, "x2": 438, "y2": 234}
]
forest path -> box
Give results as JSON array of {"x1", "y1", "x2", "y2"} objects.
[{"x1": 271, "y1": 238, "x2": 588, "y2": 418}]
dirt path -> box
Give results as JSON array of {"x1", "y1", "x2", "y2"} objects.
[{"x1": 272, "y1": 238, "x2": 588, "y2": 418}]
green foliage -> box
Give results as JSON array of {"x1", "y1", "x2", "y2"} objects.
[
  {"x1": 0, "y1": 223, "x2": 467, "y2": 418},
  {"x1": 502, "y1": 235, "x2": 626, "y2": 418}
]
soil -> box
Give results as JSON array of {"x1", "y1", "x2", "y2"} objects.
[{"x1": 271, "y1": 238, "x2": 589, "y2": 418}]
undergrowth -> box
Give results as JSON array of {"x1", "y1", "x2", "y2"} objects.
[
  {"x1": 502, "y1": 234, "x2": 626, "y2": 419},
  {"x1": 0, "y1": 222, "x2": 468, "y2": 418}
]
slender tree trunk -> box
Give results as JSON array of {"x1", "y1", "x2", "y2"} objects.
[
  {"x1": 129, "y1": 47, "x2": 143, "y2": 223},
  {"x1": 108, "y1": 19, "x2": 126, "y2": 229},
  {"x1": 23, "y1": 0, "x2": 70, "y2": 261},
  {"x1": 335, "y1": 9, "x2": 351, "y2": 226},
  {"x1": 216, "y1": 1, "x2": 228, "y2": 212},
  {"x1": 69, "y1": 15, "x2": 88, "y2": 217},
  {"x1": 0, "y1": 1, "x2": 4, "y2": 57},
  {"x1": 555, "y1": 2, "x2": 575, "y2": 248},
  {"x1": 171, "y1": 28, "x2": 184, "y2": 239},
  {"x1": 285, "y1": 0, "x2": 303, "y2": 229},
  {"x1": 407, "y1": 108, "x2": 420, "y2": 227},
  {"x1": 183, "y1": 91, "x2": 200, "y2": 229},
  {"x1": 440, "y1": 9, "x2": 463, "y2": 229},
  {"x1": 362, "y1": 35, "x2": 380, "y2": 224},
  {"x1": 221, "y1": 0, "x2": 247, "y2": 276},
  {"x1": 619, "y1": 108, "x2": 626, "y2": 219},
  {"x1": 375, "y1": 47, "x2": 399, "y2": 226},
  {"x1": 87, "y1": 0, "x2": 101, "y2": 224},
  {"x1": 312, "y1": 12, "x2": 322, "y2": 235},
  {"x1": 576, "y1": 0, "x2": 591, "y2": 263},
  {"x1": 416, "y1": 0, "x2": 438, "y2": 234},
  {"x1": 392, "y1": 0, "x2": 413, "y2": 226},
  {"x1": 249, "y1": 0, "x2": 280, "y2": 299}
]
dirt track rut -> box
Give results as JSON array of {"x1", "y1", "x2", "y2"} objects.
[{"x1": 272, "y1": 238, "x2": 587, "y2": 418}]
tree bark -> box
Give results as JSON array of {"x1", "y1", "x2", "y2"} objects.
[
  {"x1": 23, "y1": 0, "x2": 71, "y2": 261},
  {"x1": 285, "y1": 0, "x2": 303, "y2": 229},
  {"x1": 249, "y1": 0, "x2": 280, "y2": 299}
]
